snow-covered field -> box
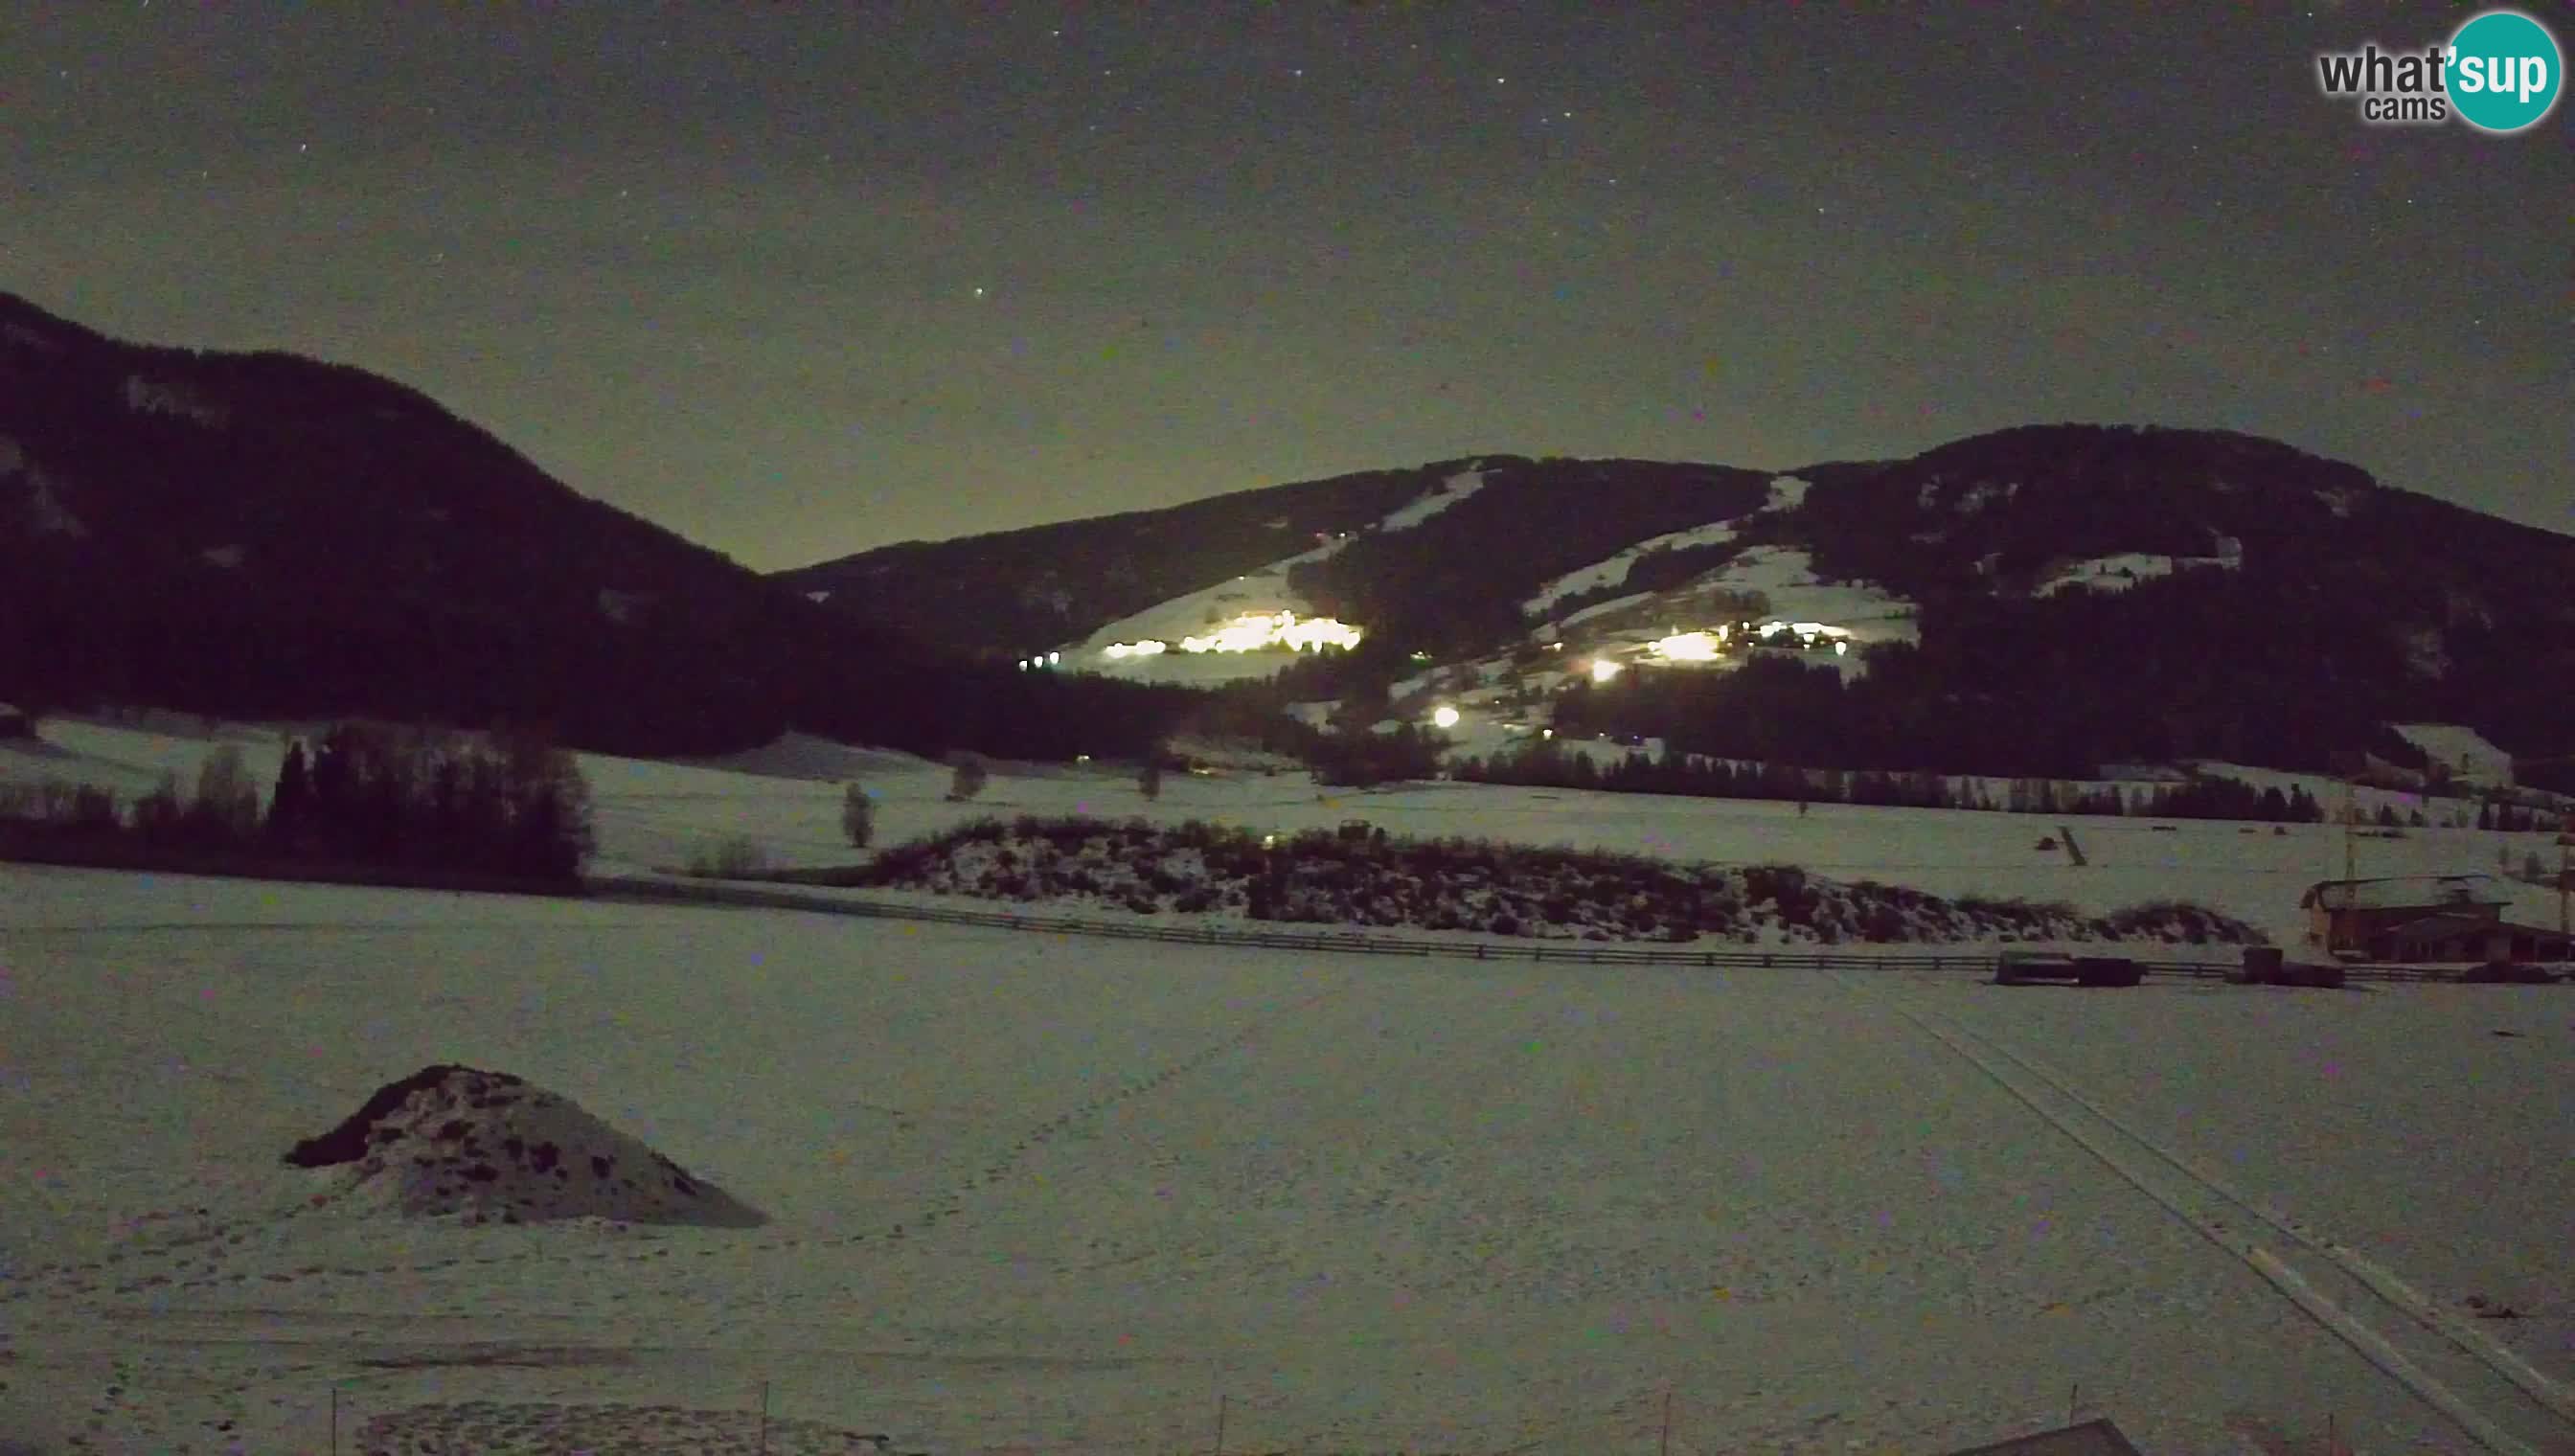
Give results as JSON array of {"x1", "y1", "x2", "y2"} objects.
[
  {"x1": 7, "y1": 865, "x2": 2572, "y2": 1455},
  {"x1": 1687, "y1": 546, "x2": 1918, "y2": 651},
  {"x1": 8, "y1": 717, "x2": 2570, "y2": 950}
]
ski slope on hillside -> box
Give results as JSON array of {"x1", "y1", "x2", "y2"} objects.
[
  {"x1": 2392, "y1": 722, "x2": 2516, "y2": 785},
  {"x1": 1061, "y1": 469, "x2": 1489, "y2": 685},
  {"x1": 1687, "y1": 544, "x2": 1919, "y2": 648},
  {"x1": 1521, "y1": 519, "x2": 1743, "y2": 618}
]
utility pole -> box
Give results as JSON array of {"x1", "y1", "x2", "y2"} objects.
[
  {"x1": 2342, "y1": 773, "x2": 2356, "y2": 885},
  {"x1": 2557, "y1": 829, "x2": 2572, "y2": 943}
]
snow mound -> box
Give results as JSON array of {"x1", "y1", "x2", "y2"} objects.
[
  {"x1": 356, "y1": 1399, "x2": 890, "y2": 1455},
  {"x1": 284, "y1": 1065, "x2": 764, "y2": 1228}
]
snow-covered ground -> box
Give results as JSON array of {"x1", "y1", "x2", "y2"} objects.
[
  {"x1": 1521, "y1": 520, "x2": 1743, "y2": 620},
  {"x1": 2033, "y1": 550, "x2": 2241, "y2": 599},
  {"x1": 1548, "y1": 589, "x2": 1657, "y2": 634},
  {"x1": 2391, "y1": 723, "x2": 2517, "y2": 788},
  {"x1": 1374, "y1": 466, "x2": 1487, "y2": 534},
  {"x1": 9, "y1": 717, "x2": 2570, "y2": 950},
  {"x1": 7, "y1": 865, "x2": 2572, "y2": 1454},
  {"x1": 1688, "y1": 545, "x2": 1918, "y2": 650},
  {"x1": 1058, "y1": 469, "x2": 1489, "y2": 687}
]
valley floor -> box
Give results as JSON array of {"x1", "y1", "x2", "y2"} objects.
[
  {"x1": 5, "y1": 868, "x2": 2570, "y2": 1454},
  {"x1": 12, "y1": 716, "x2": 2571, "y2": 951}
]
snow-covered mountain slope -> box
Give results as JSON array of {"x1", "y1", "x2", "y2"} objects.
[
  {"x1": 1374, "y1": 466, "x2": 1486, "y2": 532},
  {"x1": 2034, "y1": 544, "x2": 2241, "y2": 598},
  {"x1": 1057, "y1": 463, "x2": 1926, "y2": 691},
  {"x1": 775, "y1": 428, "x2": 2575, "y2": 787},
  {"x1": 1672, "y1": 544, "x2": 1918, "y2": 648},
  {"x1": 2390, "y1": 723, "x2": 2516, "y2": 785},
  {"x1": 1061, "y1": 469, "x2": 1491, "y2": 685},
  {"x1": 1522, "y1": 518, "x2": 1744, "y2": 618}
]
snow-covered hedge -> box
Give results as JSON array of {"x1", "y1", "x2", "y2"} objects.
[{"x1": 856, "y1": 815, "x2": 2266, "y2": 946}]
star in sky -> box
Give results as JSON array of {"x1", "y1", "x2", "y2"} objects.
[{"x1": 0, "y1": 4, "x2": 2564, "y2": 566}]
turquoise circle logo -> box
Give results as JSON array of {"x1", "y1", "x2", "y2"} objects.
[{"x1": 2447, "y1": 10, "x2": 2562, "y2": 133}]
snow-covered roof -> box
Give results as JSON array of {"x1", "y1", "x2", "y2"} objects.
[
  {"x1": 2376, "y1": 912, "x2": 2505, "y2": 944},
  {"x1": 2298, "y1": 874, "x2": 2510, "y2": 911}
]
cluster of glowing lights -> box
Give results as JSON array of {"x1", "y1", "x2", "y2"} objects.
[
  {"x1": 1015, "y1": 650, "x2": 1063, "y2": 670},
  {"x1": 1100, "y1": 611, "x2": 1364, "y2": 660},
  {"x1": 1648, "y1": 630, "x2": 1725, "y2": 663},
  {"x1": 1633, "y1": 620, "x2": 1854, "y2": 667},
  {"x1": 1757, "y1": 620, "x2": 1853, "y2": 648}
]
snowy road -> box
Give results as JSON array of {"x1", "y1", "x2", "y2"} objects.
[{"x1": 5, "y1": 868, "x2": 2570, "y2": 1453}]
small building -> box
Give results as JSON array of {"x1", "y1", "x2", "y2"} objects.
[
  {"x1": 2374, "y1": 910, "x2": 2512, "y2": 964},
  {"x1": 2299, "y1": 873, "x2": 2571, "y2": 963},
  {"x1": 2300, "y1": 874, "x2": 2507, "y2": 954}
]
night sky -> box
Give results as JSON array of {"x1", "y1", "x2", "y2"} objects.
[{"x1": 7, "y1": 3, "x2": 2567, "y2": 571}]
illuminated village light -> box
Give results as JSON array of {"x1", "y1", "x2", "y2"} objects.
[
  {"x1": 1174, "y1": 611, "x2": 1364, "y2": 654},
  {"x1": 1647, "y1": 630, "x2": 1723, "y2": 663},
  {"x1": 1431, "y1": 705, "x2": 1461, "y2": 729},
  {"x1": 1631, "y1": 620, "x2": 1855, "y2": 666},
  {"x1": 1590, "y1": 657, "x2": 1622, "y2": 683},
  {"x1": 1095, "y1": 611, "x2": 1363, "y2": 665}
]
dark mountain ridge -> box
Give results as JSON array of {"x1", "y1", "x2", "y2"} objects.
[
  {"x1": 0, "y1": 292, "x2": 1188, "y2": 760},
  {"x1": 785, "y1": 422, "x2": 2575, "y2": 784},
  {"x1": 11, "y1": 289, "x2": 2564, "y2": 784}
]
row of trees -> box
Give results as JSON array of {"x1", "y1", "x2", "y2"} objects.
[
  {"x1": 824, "y1": 743, "x2": 1184, "y2": 866},
  {"x1": 2478, "y1": 800, "x2": 2557, "y2": 832},
  {"x1": 1448, "y1": 739, "x2": 2344, "y2": 824},
  {"x1": 0, "y1": 722, "x2": 598, "y2": 881}
]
